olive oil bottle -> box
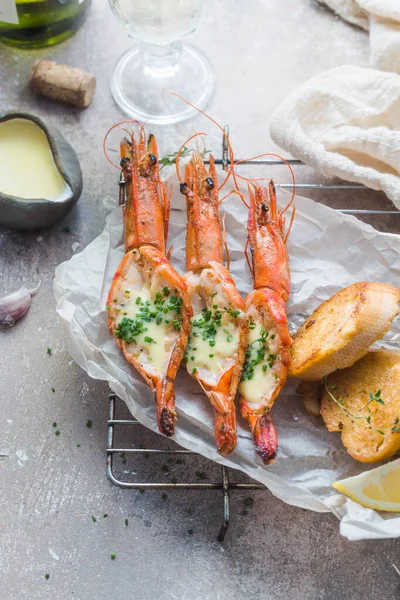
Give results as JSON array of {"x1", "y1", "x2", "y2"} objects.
[{"x1": 0, "y1": 0, "x2": 91, "y2": 48}]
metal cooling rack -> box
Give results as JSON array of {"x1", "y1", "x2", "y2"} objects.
[{"x1": 107, "y1": 128, "x2": 400, "y2": 542}]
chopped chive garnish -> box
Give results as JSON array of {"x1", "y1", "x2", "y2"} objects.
[
  {"x1": 86, "y1": 420, "x2": 93, "y2": 428},
  {"x1": 55, "y1": 430, "x2": 60, "y2": 436}
]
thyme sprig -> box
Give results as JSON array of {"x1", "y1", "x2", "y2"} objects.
[
  {"x1": 159, "y1": 146, "x2": 211, "y2": 169},
  {"x1": 323, "y1": 378, "x2": 400, "y2": 435}
]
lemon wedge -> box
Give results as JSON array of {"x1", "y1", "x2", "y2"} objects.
[{"x1": 333, "y1": 458, "x2": 400, "y2": 511}]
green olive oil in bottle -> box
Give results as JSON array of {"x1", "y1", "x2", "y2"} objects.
[{"x1": 0, "y1": 0, "x2": 91, "y2": 48}]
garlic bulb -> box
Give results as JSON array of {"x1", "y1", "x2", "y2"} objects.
[{"x1": 0, "y1": 282, "x2": 40, "y2": 326}]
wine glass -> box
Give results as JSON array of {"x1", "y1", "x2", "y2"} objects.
[{"x1": 108, "y1": 0, "x2": 214, "y2": 124}]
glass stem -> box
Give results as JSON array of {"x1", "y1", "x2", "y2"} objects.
[{"x1": 142, "y1": 41, "x2": 182, "y2": 70}]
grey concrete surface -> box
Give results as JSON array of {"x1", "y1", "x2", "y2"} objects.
[{"x1": 1, "y1": 1, "x2": 400, "y2": 599}]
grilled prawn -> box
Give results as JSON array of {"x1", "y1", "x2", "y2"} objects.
[
  {"x1": 238, "y1": 182, "x2": 292, "y2": 463},
  {"x1": 107, "y1": 131, "x2": 192, "y2": 437},
  {"x1": 180, "y1": 153, "x2": 248, "y2": 456}
]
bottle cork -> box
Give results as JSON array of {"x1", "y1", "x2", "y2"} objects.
[{"x1": 28, "y1": 60, "x2": 96, "y2": 108}]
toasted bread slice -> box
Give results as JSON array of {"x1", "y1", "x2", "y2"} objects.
[
  {"x1": 290, "y1": 282, "x2": 400, "y2": 381},
  {"x1": 321, "y1": 349, "x2": 400, "y2": 463}
]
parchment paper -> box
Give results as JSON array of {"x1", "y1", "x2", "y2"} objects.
[{"x1": 54, "y1": 168, "x2": 400, "y2": 541}]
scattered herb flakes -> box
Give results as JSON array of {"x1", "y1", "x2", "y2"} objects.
[
  {"x1": 241, "y1": 509, "x2": 250, "y2": 516},
  {"x1": 139, "y1": 488, "x2": 145, "y2": 494},
  {"x1": 162, "y1": 493, "x2": 168, "y2": 501},
  {"x1": 243, "y1": 497, "x2": 254, "y2": 508},
  {"x1": 103, "y1": 514, "x2": 108, "y2": 518},
  {"x1": 195, "y1": 471, "x2": 207, "y2": 481},
  {"x1": 111, "y1": 553, "x2": 116, "y2": 560},
  {"x1": 55, "y1": 430, "x2": 60, "y2": 436},
  {"x1": 47, "y1": 347, "x2": 52, "y2": 356},
  {"x1": 114, "y1": 289, "x2": 183, "y2": 345},
  {"x1": 92, "y1": 515, "x2": 97, "y2": 522},
  {"x1": 62, "y1": 225, "x2": 71, "y2": 233},
  {"x1": 186, "y1": 507, "x2": 193, "y2": 514},
  {"x1": 187, "y1": 529, "x2": 194, "y2": 535},
  {"x1": 167, "y1": 457, "x2": 173, "y2": 463},
  {"x1": 241, "y1": 327, "x2": 276, "y2": 382},
  {"x1": 76, "y1": 443, "x2": 81, "y2": 448},
  {"x1": 51, "y1": 388, "x2": 55, "y2": 393},
  {"x1": 44, "y1": 574, "x2": 50, "y2": 580},
  {"x1": 86, "y1": 419, "x2": 93, "y2": 428},
  {"x1": 52, "y1": 422, "x2": 57, "y2": 428},
  {"x1": 125, "y1": 519, "x2": 129, "y2": 527}
]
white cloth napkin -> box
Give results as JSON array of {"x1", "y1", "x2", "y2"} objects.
[
  {"x1": 319, "y1": 0, "x2": 400, "y2": 73},
  {"x1": 269, "y1": 65, "x2": 400, "y2": 209}
]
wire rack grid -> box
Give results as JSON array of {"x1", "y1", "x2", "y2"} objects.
[{"x1": 107, "y1": 128, "x2": 400, "y2": 542}]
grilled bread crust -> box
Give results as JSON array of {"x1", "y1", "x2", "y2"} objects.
[
  {"x1": 321, "y1": 349, "x2": 400, "y2": 463},
  {"x1": 290, "y1": 282, "x2": 400, "y2": 381}
]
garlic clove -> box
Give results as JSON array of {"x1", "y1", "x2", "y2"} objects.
[{"x1": 0, "y1": 281, "x2": 40, "y2": 326}]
